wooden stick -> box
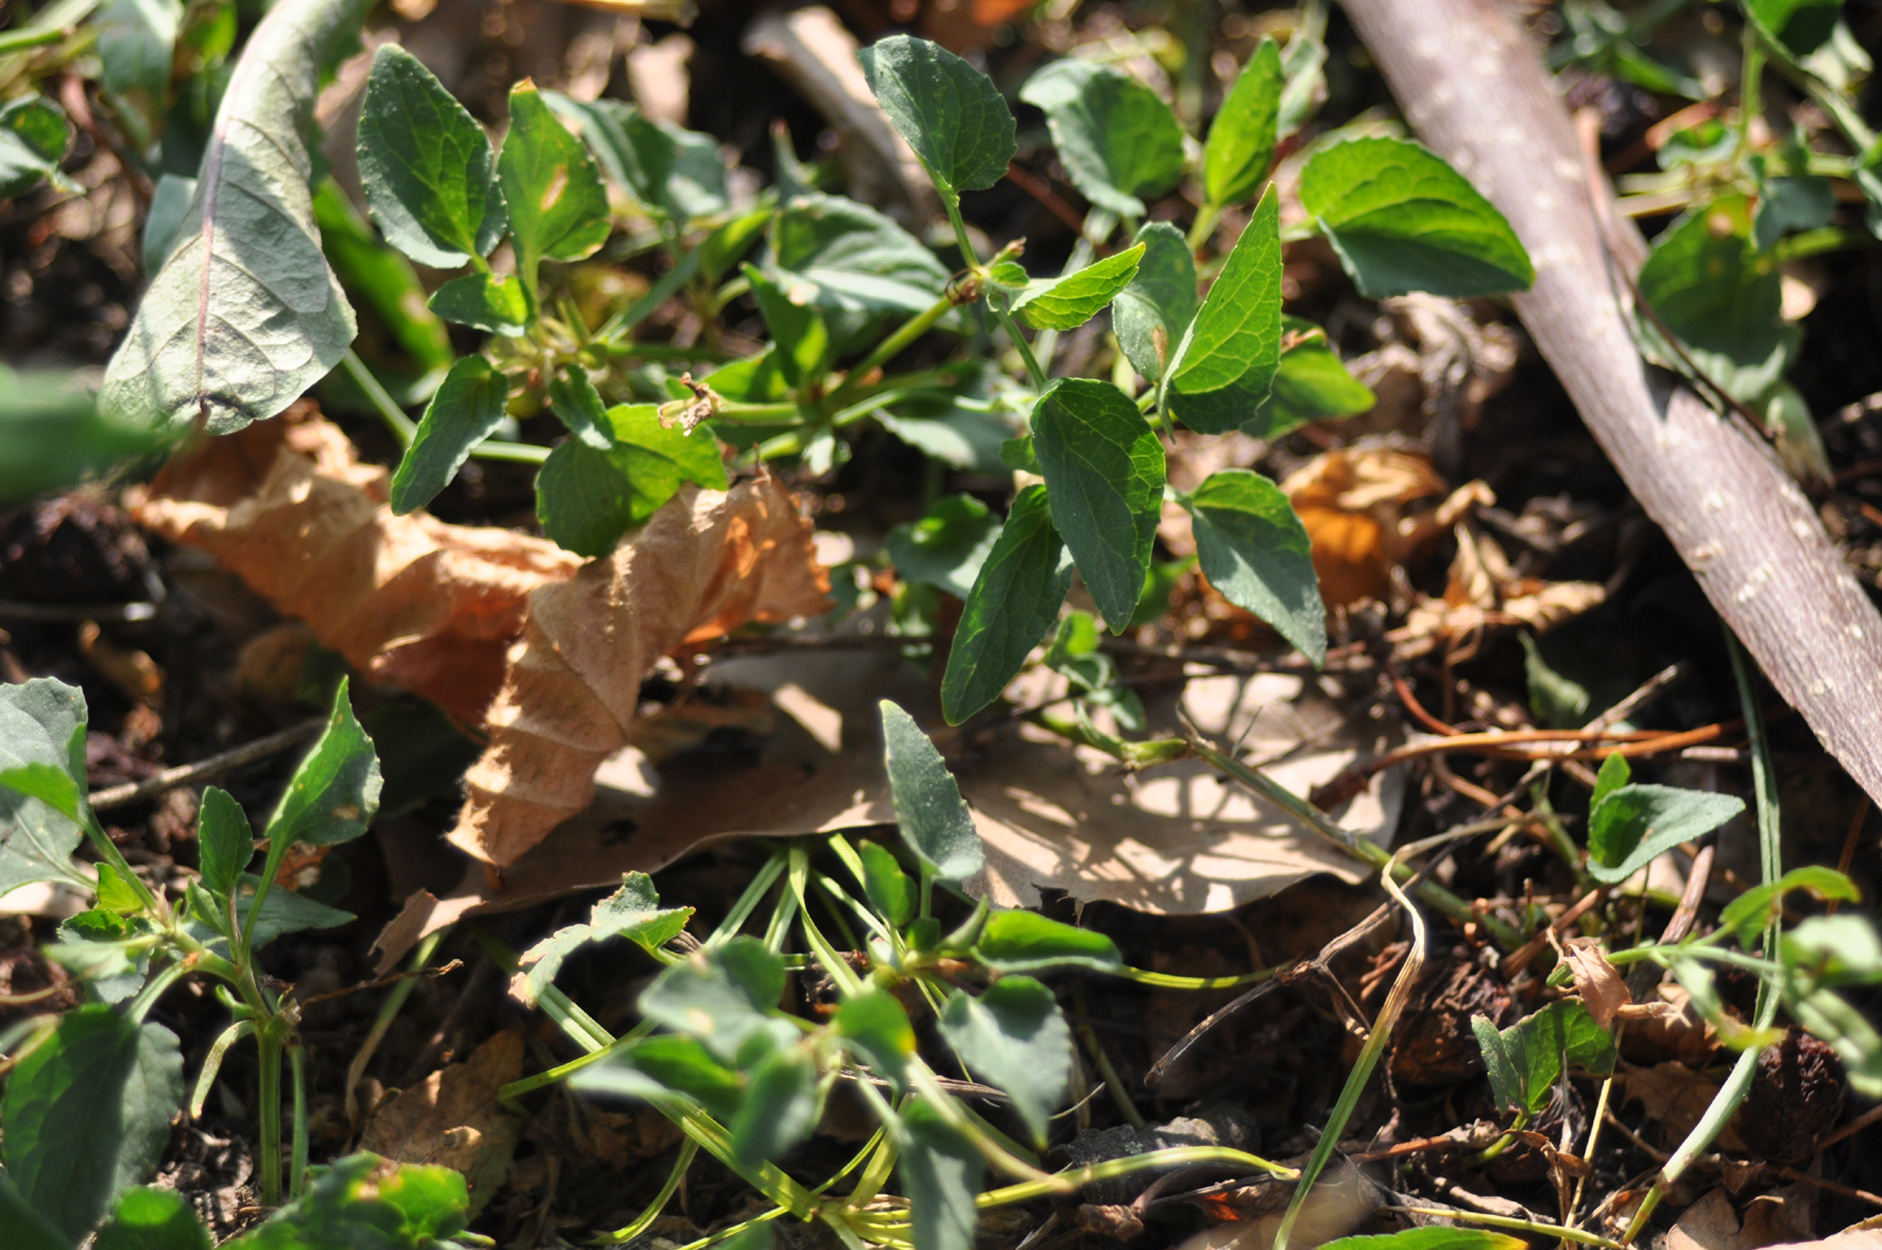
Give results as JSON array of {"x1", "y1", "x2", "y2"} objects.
[{"x1": 1338, "y1": 0, "x2": 1882, "y2": 809}]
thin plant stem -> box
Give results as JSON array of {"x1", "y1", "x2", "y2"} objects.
[
  {"x1": 257, "y1": 1028, "x2": 284, "y2": 1206},
  {"x1": 340, "y1": 349, "x2": 548, "y2": 465},
  {"x1": 344, "y1": 929, "x2": 446, "y2": 1125},
  {"x1": 827, "y1": 292, "x2": 957, "y2": 406},
  {"x1": 597, "y1": 247, "x2": 702, "y2": 343},
  {"x1": 596, "y1": 1140, "x2": 699, "y2": 1244},
  {"x1": 977, "y1": 1145, "x2": 1296, "y2": 1207},
  {"x1": 1396, "y1": 1206, "x2": 1626, "y2": 1249},
  {"x1": 289, "y1": 1041, "x2": 309, "y2": 1199}
]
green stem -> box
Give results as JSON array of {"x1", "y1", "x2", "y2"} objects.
[
  {"x1": 1398, "y1": 1207, "x2": 1626, "y2": 1249},
  {"x1": 1188, "y1": 202, "x2": 1224, "y2": 252},
  {"x1": 257, "y1": 1027, "x2": 283, "y2": 1206},
  {"x1": 289, "y1": 1041, "x2": 309, "y2": 1199},
  {"x1": 596, "y1": 1140, "x2": 699, "y2": 1244},
  {"x1": 0, "y1": 27, "x2": 65, "y2": 52},
  {"x1": 341, "y1": 348, "x2": 549, "y2": 465},
  {"x1": 978, "y1": 1145, "x2": 1295, "y2": 1207},
  {"x1": 827, "y1": 293, "x2": 958, "y2": 407},
  {"x1": 993, "y1": 304, "x2": 1048, "y2": 389},
  {"x1": 1772, "y1": 225, "x2": 1869, "y2": 262},
  {"x1": 1738, "y1": 30, "x2": 1764, "y2": 161},
  {"x1": 597, "y1": 249, "x2": 702, "y2": 343}
]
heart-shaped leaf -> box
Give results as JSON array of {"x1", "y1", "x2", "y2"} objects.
[
  {"x1": 1205, "y1": 39, "x2": 1282, "y2": 207},
  {"x1": 1020, "y1": 59, "x2": 1184, "y2": 218},
  {"x1": 1186, "y1": 469, "x2": 1325, "y2": 665},
  {"x1": 940, "y1": 485, "x2": 1072, "y2": 724},
  {"x1": 880, "y1": 701, "x2": 984, "y2": 881},
  {"x1": 938, "y1": 977, "x2": 1072, "y2": 1146},
  {"x1": 858, "y1": 35, "x2": 1016, "y2": 205}
]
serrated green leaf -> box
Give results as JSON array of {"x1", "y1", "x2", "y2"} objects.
[
  {"x1": 730, "y1": 1047, "x2": 820, "y2": 1168},
  {"x1": 938, "y1": 977, "x2": 1071, "y2": 1146},
  {"x1": 858, "y1": 35, "x2": 1016, "y2": 204},
  {"x1": 587, "y1": 1034, "x2": 746, "y2": 1120},
  {"x1": 974, "y1": 909, "x2": 1121, "y2": 972},
  {"x1": 223, "y1": 1153, "x2": 471, "y2": 1248},
  {"x1": 1586, "y1": 784, "x2": 1744, "y2": 884},
  {"x1": 262, "y1": 678, "x2": 381, "y2": 848},
  {"x1": 940, "y1": 486, "x2": 1071, "y2": 724},
  {"x1": 390, "y1": 356, "x2": 511, "y2": 514},
  {"x1": 0, "y1": 94, "x2": 72, "y2": 200},
  {"x1": 2, "y1": 1005, "x2": 184, "y2": 1242},
  {"x1": 537, "y1": 439, "x2": 633, "y2": 558},
  {"x1": 358, "y1": 44, "x2": 507, "y2": 269},
  {"x1": 1113, "y1": 222, "x2": 1197, "y2": 386},
  {"x1": 96, "y1": 862, "x2": 143, "y2": 914},
  {"x1": 538, "y1": 396, "x2": 728, "y2": 556},
  {"x1": 100, "y1": 0, "x2": 365, "y2": 434},
  {"x1": 901, "y1": 1099, "x2": 984, "y2": 1250},
  {"x1": 312, "y1": 181, "x2": 454, "y2": 374},
  {"x1": 1205, "y1": 39, "x2": 1282, "y2": 206},
  {"x1": 1168, "y1": 186, "x2": 1282, "y2": 400},
  {"x1": 499, "y1": 82, "x2": 610, "y2": 308},
  {"x1": 1013, "y1": 242, "x2": 1144, "y2": 330},
  {"x1": 428, "y1": 271, "x2": 530, "y2": 333},
  {"x1": 769, "y1": 193, "x2": 951, "y2": 324},
  {"x1": 548, "y1": 363, "x2": 613, "y2": 449},
  {"x1": 1031, "y1": 378, "x2": 1164, "y2": 631},
  {"x1": 0, "y1": 787, "x2": 94, "y2": 898},
  {"x1": 639, "y1": 938, "x2": 786, "y2": 1064},
  {"x1": 880, "y1": 701, "x2": 984, "y2": 882},
  {"x1": 512, "y1": 872, "x2": 693, "y2": 1006},
  {"x1": 835, "y1": 987, "x2": 917, "y2": 1089},
  {"x1": 550, "y1": 94, "x2": 729, "y2": 225},
  {"x1": 1255, "y1": 319, "x2": 1374, "y2": 436},
  {"x1": 1722, "y1": 866, "x2": 1860, "y2": 947},
  {"x1": 1637, "y1": 194, "x2": 1796, "y2": 403},
  {"x1": 0, "y1": 676, "x2": 89, "y2": 823},
  {"x1": 1300, "y1": 136, "x2": 1534, "y2": 299},
  {"x1": 1186, "y1": 469, "x2": 1324, "y2": 664},
  {"x1": 96, "y1": 1185, "x2": 212, "y2": 1250},
  {"x1": 96, "y1": 0, "x2": 182, "y2": 99},
  {"x1": 195, "y1": 787, "x2": 251, "y2": 901},
  {"x1": 857, "y1": 840, "x2": 915, "y2": 930},
  {"x1": 885, "y1": 494, "x2": 1001, "y2": 600},
  {"x1": 1473, "y1": 1000, "x2": 1615, "y2": 1120},
  {"x1": 1019, "y1": 59, "x2": 1184, "y2": 217}
]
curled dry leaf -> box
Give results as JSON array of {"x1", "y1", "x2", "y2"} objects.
[
  {"x1": 134, "y1": 405, "x2": 580, "y2": 722},
  {"x1": 358, "y1": 1030, "x2": 525, "y2": 1213},
  {"x1": 450, "y1": 475, "x2": 831, "y2": 868},
  {"x1": 1560, "y1": 938, "x2": 1629, "y2": 1031},
  {"x1": 1399, "y1": 521, "x2": 1605, "y2": 657}
]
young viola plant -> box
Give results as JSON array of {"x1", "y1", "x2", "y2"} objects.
[
  {"x1": 501, "y1": 699, "x2": 1293, "y2": 1250},
  {"x1": 0, "y1": 676, "x2": 390, "y2": 1229}
]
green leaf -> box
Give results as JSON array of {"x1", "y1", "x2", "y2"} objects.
[
  {"x1": 900, "y1": 1099, "x2": 984, "y2": 1250},
  {"x1": 938, "y1": 977, "x2": 1071, "y2": 1146},
  {"x1": 1185, "y1": 469, "x2": 1324, "y2": 664},
  {"x1": 96, "y1": 1186, "x2": 212, "y2": 1250},
  {"x1": 311, "y1": 181, "x2": 454, "y2": 373},
  {"x1": 639, "y1": 938, "x2": 787, "y2": 1064},
  {"x1": 1722, "y1": 866, "x2": 1860, "y2": 947},
  {"x1": 0, "y1": 789, "x2": 93, "y2": 901},
  {"x1": 0, "y1": 94, "x2": 72, "y2": 200},
  {"x1": 1520, "y1": 633, "x2": 1590, "y2": 729},
  {"x1": 1746, "y1": 0, "x2": 1840, "y2": 57},
  {"x1": 498, "y1": 82, "x2": 610, "y2": 305},
  {"x1": 1299, "y1": 136, "x2": 1534, "y2": 299},
  {"x1": 973, "y1": 910, "x2": 1121, "y2": 973},
  {"x1": 224, "y1": 1153, "x2": 470, "y2": 1248},
  {"x1": 746, "y1": 264, "x2": 832, "y2": 387},
  {"x1": 1752, "y1": 173, "x2": 1833, "y2": 251},
  {"x1": 0, "y1": 369, "x2": 171, "y2": 506},
  {"x1": 539, "y1": 397, "x2": 729, "y2": 555},
  {"x1": 1637, "y1": 194, "x2": 1796, "y2": 403},
  {"x1": 1590, "y1": 751, "x2": 1630, "y2": 810},
  {"x1": 1472, "y1": 1001, "x2": 1615, "y2": 1120},
  {"x1": 835, "y1": 987, "x2": 916, "y2": 1088},
  {"x1": 390, "y1": 356, "x2": 511, "y2": 515},
  {"x1": 99, "y1": 0, "x2": 365, "y2": 434},
  {"x1": 1168, "y1": 186, "x2": 1283, "y2": 400},
  {"x1": 879, "y1": 701, "x2": 984, "y2": 882},
  {"x1": 0, "y1": 1172, "x2": 70, "y2": 1250},
  {"x1": 1255, "y1": 319, "x2": 1375, "y2": 436},
  {"x1": 885, "y1": 494, "x2": 1001, "y2": 600},
  {"x1": 550, "y1": 95, "x2": 729, "y2": 225},
  {"x1": 858, "y1": 35, "x2": 1016, "y2": 204},
  {"x1": 730, "y1": 1047, "x2": 820, "y2": 1169},
  {"x1": 940, "y1": 487, "x2": 1071, "y2": 724},
  {"x1": 96, "y1": 862, "x2": 143, "y2": 914},
  {"x1": 769, "y1": 193, "x2": 951, "y2": 322},
  {"x1": 2, "y1": 1005, "x2": 184, "y2": 1242},
  {"x1": 1113, "y1": 222, "x2": 1197, "y2": 386},
  {"x1": 95, "y1": 0, "x2": 182, "y2": 99},
  {"x1": 233, "y1": 875, "x2": 355, "y2": 950},
  {"x1": 536, "y1": 440, "x2": 634, "y2": 558},
  {"x1": 1205, "y1": 39, "x2": 1282, "y2": 207},
  {"x1": 1019, "y1": 59, "x2": 1184, "y2": 217},
  {"x1": 1012, "y1": 242, "x2": 1144, "y2": 331},
  {"x1": 1031, "y1": 378, "x2": 1164, "y2": 632},
  {"x1": 548, "y1": 363, "x2": 613, "y2": 449},
  {"x1": 1586, "y1": 785, "x2": 1744, "y2": 884},
  {"x1": 261, "y1": 678, "x2": 382, "y2": 848},
  {"x1": 427, "y1": 271, "x2": 529, "y2": 334},
  {"x1": 1323, "y1": 1230, "x2": 1527, "y2": 1250},
  {"x1": 357, "y1": 43, "x2": 507, "y2": 269},
  {"x1": 857, "y1": 840, "x2": 915, "y2": 930},
  {"x1": 512, "y1": 872, "x2": 693, "y2": 1006},
  {"x1": 1784, "y1": 915, "x2": 1882, "y2": 986},
  {"x1": 589, "y1": 1034, "x2": 746, "y2": 1120},
  {"x1": 0, "y1": 676, "x2": 89, "y2": 822}
]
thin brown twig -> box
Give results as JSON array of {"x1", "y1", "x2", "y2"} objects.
[
  {"x1": 297, "y1": 960, "x2": 464, "y2": 1009},
  {"x1": 89, "y1": 719, "x2": 324, "y2": 811}
]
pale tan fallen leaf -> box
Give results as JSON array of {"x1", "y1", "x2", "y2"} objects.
[
  {"x1": 134, "y1": 405, "x2": 581, "y2": 722},
  {"x1": 450, "y1": 476, "x2": 831, "y2": 868},
  {"x1": 1399, "y1": 523, "x2": 1604, "y2": 656},
  {"x1": 1561, "y1": 939, "x2": 1629, "y2": 1030},
  {"x1": 1617, "y1": 1059, "x2": 1742, "y2": 1149},
  {"x1": 359, "y1": 1031, "x2": 525, "y2": 1213},
  {"x1": 1667, "y1": 1186, "x2": 1819, "y2": 1250}
]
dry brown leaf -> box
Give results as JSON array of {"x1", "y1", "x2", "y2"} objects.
[
  {"x1": 358, "y1": 1030, "x2": 525, "y2": 1212},
  {"x1": 1561, "y1": 939, "x2": 1630, "y2": 1030},
  {"x1": 1667, "y1": 1187, "x2": 1820, "y2": 1250},
  {"x1": 1399, "y1": 523, "x2": 1605, "y2": 654},
  {"x1": 134, "y1": 405, "x2": 581, "y2": 722},
  {"x1": 1279, "y1": 447, "x2": 1492, "y2": 610},
  {"x1": 450, "y1": 476, "x2": 830, "y2": 868},
  {"x1": 1617, "y1": 1059, "x2": 1741, "y2": 1148}
]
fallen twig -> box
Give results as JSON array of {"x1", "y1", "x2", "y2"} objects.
[{"x1": 89, "y1": 719, "x2": 325, "y2": 811}]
